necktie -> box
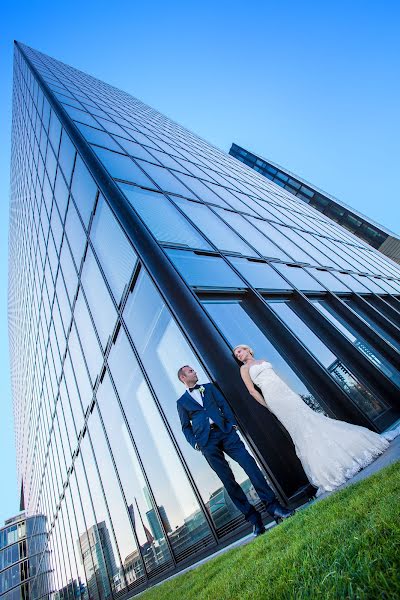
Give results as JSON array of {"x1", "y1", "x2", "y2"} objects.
[{"x1": 189, "y1": 384, "x2": 201, "y2": 392}]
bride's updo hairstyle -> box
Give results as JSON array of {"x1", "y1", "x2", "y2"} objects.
[{"x1": 232, "y1": 344, "x2": 254, "y2": 364}]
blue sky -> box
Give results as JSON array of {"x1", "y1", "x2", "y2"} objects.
[{"x1": 1, "y1": 0, "x2": 399, "y2": 524}]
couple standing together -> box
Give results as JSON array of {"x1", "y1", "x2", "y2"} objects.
[{"x1": 177, "y1": 344, "x2": 398, "y2": 536}]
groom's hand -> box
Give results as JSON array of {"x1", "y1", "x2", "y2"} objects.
[
  {"x1": 233, "y1": 425, "x2": 239, "y2": 431},
  {"x1": 195, "y1": 443, "x2": 201, "y2": 451}
]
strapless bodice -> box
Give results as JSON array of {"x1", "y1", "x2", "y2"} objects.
[{"x1": 248, "y1": 361, "x2": 273, "y2": 387}]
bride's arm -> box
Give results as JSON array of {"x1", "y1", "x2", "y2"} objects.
[{"x1": 240, "y1": 366, "x2": 268, "y2": 408}]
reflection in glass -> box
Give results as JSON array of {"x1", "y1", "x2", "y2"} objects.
[
  {"x1": 96, "y1": 372, "x2": 173, "y2": 577},
  {"x1": 120, "y1": 184, "x2": 211, "y2": 250},
  {"x1": 273, "y1": 264, "x2": 323, "y2": 291},
  {"x1": 203, "y1": 300, "x2": 325, "y2": 414},
  {"x1": 269, "y1": 301, "x2": 388, "y2": 419},
  {"x1": 79, "y1": 432, "x2": 125, "y2": 594},
  {"x1": 228, "y1": 257, "x2": 290, "y2": 291},
  {"x1": 166, "y1": 249, "x2": 243, "y2": 288},
  {"x1": 89, "y1": 407, "x2": 147, "y2": 586},
  {"x1": 58, "y1": 130, "x2": 76, "y2": 185},
  {"x1": 214, "y1": 208, "x2": 290, "y2": 260},
  {"x1": 68, "y1": 470, "x2": 106, "y2": 600},
  {"x1": 313, "y1": 301, "x2": 400, "y2": 387},
  {"x1": 90, "y1": 196, "x2": 137, "y2": 304},
  {"x1": 71, "y1": 155, "x2": 98, "y2": 227},
  {"x1": 122, "y1": 272, "x2": 262, "y2": 531},
  {"x1": 174, "y1": 198, "x2": 257, "y2": 256},
  {"x1": 108, "y1": 322, "x2": 213, "y2": 559},
  {"x1": 80, "y1": 247, "x2": 117, "y2": 349},
  {"x1": 92, "y1": 147, "x2": 152, "y2": 188},
  {"x1": 344, "y1": 299, "x2": 400, "y2": 349}
]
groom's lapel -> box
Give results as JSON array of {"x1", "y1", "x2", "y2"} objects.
[{"x1": 184, "y1": 390, "x2": 201, "y2": 409}]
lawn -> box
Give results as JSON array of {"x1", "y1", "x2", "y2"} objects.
[{"x1": 140, "y1": 461, "x2": 400, "y2": 600}]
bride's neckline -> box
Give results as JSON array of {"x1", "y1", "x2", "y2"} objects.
[{"x1": 247, "y1": 360, "x2": 268, "y2": 371}]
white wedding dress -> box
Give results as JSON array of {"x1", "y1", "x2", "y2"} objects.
[{"x1": 249, "y1": 361, "x2": 399, "y2": 495}]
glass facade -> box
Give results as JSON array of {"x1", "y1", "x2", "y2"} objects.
[
  {"x1": 0, "y1": 514, "x2": 52, "y2": 600},
  {"x1": 8, "y1": 42, "x2": 400, "y2": 598},
  {"x1": 229, "y1": 143, "x2": 400, "y2": 264}
]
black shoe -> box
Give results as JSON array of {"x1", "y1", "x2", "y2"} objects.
[
  {"x1": 253, "y1": 522, "x2": 266, "y2": 536},
  {"x1": 272, "y1": 506, "x2": 295, "y2": 524}
]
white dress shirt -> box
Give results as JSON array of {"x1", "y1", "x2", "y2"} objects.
[{"x1": 188, "y1": 386, "x2": 214, "y2": 425}]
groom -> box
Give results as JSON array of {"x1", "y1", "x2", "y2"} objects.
[{"x1": 177, "y1": 365, "x2": 294, "y2": 535}]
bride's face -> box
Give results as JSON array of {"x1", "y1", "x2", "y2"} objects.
[{"x1": 234, "y1": 346, "x2": 252, "y2": 363}]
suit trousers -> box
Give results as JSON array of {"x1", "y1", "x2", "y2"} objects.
[{"x1": 201, "y1": 428, "x2": 279, "y2": 523}]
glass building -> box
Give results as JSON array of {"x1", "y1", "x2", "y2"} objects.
[
  {"x1": 8, "y1": 42, "x2": 400, "y2": 597},
  {"x1": 0, "y1": 513, "x2": 51, "y2": 600},
  {"x1": 229, "y1": 143, "x2": 400, "y2": 264}
]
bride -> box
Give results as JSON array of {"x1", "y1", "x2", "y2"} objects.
[{"x1": 234, "y1": 344, "x2": 399, "y2": 496}]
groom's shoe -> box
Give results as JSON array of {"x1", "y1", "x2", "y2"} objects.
[
  {"x1": 252, "y1": 522, "x2": 266, "y2": 537},
  {"x1": 272, "y1": 506, "x2": 295, "y2": 524}
]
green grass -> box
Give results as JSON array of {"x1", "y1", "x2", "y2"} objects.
[{"x1": 141, "y1": 462, "x2": 400, "y2": 600}]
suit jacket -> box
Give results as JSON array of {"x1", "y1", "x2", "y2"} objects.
[{"x1": 177, "y1": 383, "x2": 238, "y2": 449}]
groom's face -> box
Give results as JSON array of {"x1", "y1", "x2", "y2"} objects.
[{"x1": 180, "y1": 366, "x2": 198, "y2": 387}]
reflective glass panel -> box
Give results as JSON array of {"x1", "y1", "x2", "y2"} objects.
[
  {"x1": 313, "y1": 301, "x2": 400, "y2": 387},
  {"x1": 120, "y1": 184, "x2": 211, "y2": 250},
  {"x1": 90, "y1": 196, "x2": 137, "y2": 304},
  {"x1": 227, "y1": 258, "x2": 291, "y2": 290},
  {"x1": 121, "y1": 272, "x2": 265, "y2": 530},
  {"x1": 70, "y1": 155, "x2": 98, "y2": 228},
  {"x1": 92, "y1": 147, "x2": 152, "y2": 187},
  {"x1": 166, "y1": 249, "x2": 243, "y2": 288},
  {"x1": 80, "y1": 247, "x2": 117, "y2": 349},
  {"x1": 174, "y1": 198, "x2": 258, "y2": 256},
  {"x1": 269, "y1": 301, "x2": 388, "y2": 418},
  {"x1": 108, "y1": 324, "x2": 213, "y2": 560}
]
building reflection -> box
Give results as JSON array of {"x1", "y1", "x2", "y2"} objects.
[
  {"x1": 55, "y1": 579, "x2": 86, "y2": 600},
  {"x1": 78, "y1": 522, "x2": 117, "y2": 600},
  {"x1": 328, "y1": 359, "x2": 386, "y2": 418}
]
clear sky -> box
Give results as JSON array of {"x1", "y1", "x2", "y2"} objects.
[{"x1": 1, "y1": 0, "x2": 399, "y2": 524}]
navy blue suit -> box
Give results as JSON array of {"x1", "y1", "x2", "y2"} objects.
[{"x1": 177, "y1": 383, "x2": 279, "y2": 523}]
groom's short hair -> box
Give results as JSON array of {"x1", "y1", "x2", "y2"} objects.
[{"x1": 177, "y1": 365, "x2": 190, "y2": 382}]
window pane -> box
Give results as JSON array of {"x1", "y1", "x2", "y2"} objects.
[
  {"x1": 313, "y1": 301, "x2": 400, "y2": 387},
  {"x1": 203, "y1": 301, "x2": 325, "y2": 413},
  {"x1": 75, "y1": 122, "x2": 122, "y2": 151},
  {"x1": 344, "y1": 299, "x2": 400, "y2": 349},
  {"x1": 108, "y1": 325, "x2": 213, "y2": 560},
  {"x1": 58, "y1": 131, "x2": 76, "y2": 185},
  {"x1": 269, "y1": 301, "x2": 388, "y2": 419},
  {"x1": 247, "y1": 217, "x2": 312, "y2": 263},
  {"x1": 92, "y1": 147, "x2": 153, "y2": 187},
  {"x1": 214, "y1": 208, "x2": 290, "y2": 260},
  {"x1": 121, "y1": 272, "x2": 264, "y2": 532},
  {"x1": 81, "y1": 247, "x2": 117, "y2": 349},
  {"x1": 174, "y1": 199, "x2": 258, "y2": 256},
  {"x1": 64, "y1": 201, "x2": 86, "y2": 269},
  {"x1": 167, "y1": 249, "x2": 243, "y2": 288},
  {"x1": 273, "y1": 264, "x2": 324, "y2": 291},
  {"x1": 120, "y1": 184, "x2": 211, "y2": 250},
  {"x1": 70, "y1": 155, "x2": 98, "y2": 227},
  {"x1": 73, "y1": 289, "x2": 103, "y2": 385},
  {"x1": 138, "y1": 161, "x2": 197, "y2": 198},
  {"x1": 96, "y1": 373, "x2": 173, "y2": 576},
  {"x1": 228, "y1": 257, "x2": 291, "y2": 290},
  {"x1": 90, "y1": 196, "x2": 137, "y2": 303},
  {"x1": 87, "y1": 409, "x2": 144, "y2": 589}
]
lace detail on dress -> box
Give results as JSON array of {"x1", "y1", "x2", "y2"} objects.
[{"x1": 248, "y1": 361, "x2": 397, "y2": 495}]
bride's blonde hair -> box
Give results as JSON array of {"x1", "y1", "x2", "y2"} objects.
[{"x1": 233, "y1": 344, "x2": 254, "y2": 357}]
